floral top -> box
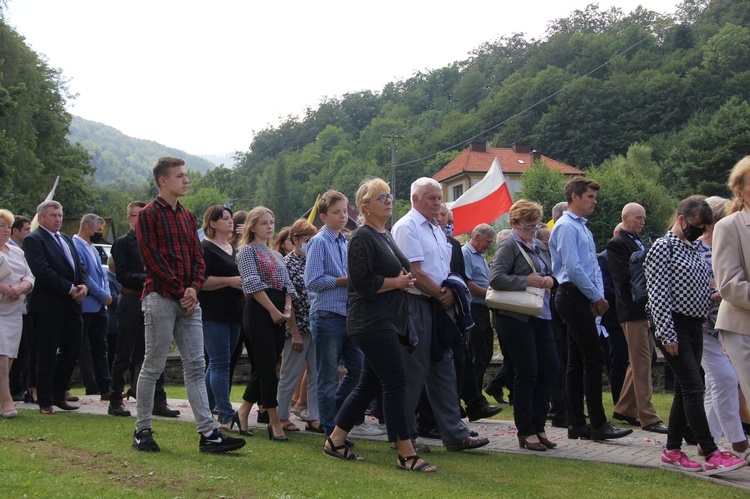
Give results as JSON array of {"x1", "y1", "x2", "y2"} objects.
[
  {"x1": 284, "y1": 251, "x2": 311, "y2": 338},
  {"x1": 236, "y1": 243, "x2": 294, "y2": 298}
]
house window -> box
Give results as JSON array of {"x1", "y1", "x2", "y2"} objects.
[{"x1": 453, "y1": 184, "x2": 464, "y2": 200}]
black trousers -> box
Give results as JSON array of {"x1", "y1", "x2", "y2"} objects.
[
  {"x1": 110, "y1": 294, "x2": 167, "y2": 404},
  {"x1": 242, "y1": 289, "x2": 285, "y2": 408},
  {"x1": 336, "y1": 329, "x2": 410, "y2": 442},
  {"x1": 468, "y1": 304, "x2": 495, "y2": 392},
  {"x1": 80, "y1": 310, "x2": 112, "y2": 394},
  {"x1": 34, "y1": 310, "x2": 83, "y2": 407},
  {"x1": 555, "y1": 287, "x2": 607, "y2": 428},
  {"x1": 658, "y1": 313, "x2": 716, "y2": 455}
]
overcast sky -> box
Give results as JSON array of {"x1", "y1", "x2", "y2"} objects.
[{"x1": 6, "y1": 0, "x2": 680, "y2": 157}]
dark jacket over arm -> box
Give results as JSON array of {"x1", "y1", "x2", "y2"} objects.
[{"x1": 606, "y1": 230, "x2": 647, "y2": 323}]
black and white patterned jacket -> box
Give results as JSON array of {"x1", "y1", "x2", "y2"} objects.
[{"x1": 644, "y1": 231, "x2": 711, "y2": 345}]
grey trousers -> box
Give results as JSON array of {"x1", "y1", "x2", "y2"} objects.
[
  {"x1": 403, "y1": 295, "x2": 469, "y2": 445},
  {"x1": 136, "y1": 293, "x2": 215, "y2": 434},
  {"x1": 277, "y1": 333, "x2": 319, "y2": 421}
]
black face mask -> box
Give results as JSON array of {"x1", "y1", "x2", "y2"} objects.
[
  {"x1": 90, "y1": 232, "x2": 104, "y2": 244},
  {"x1": 682, "y1": 222, "x2": 705, "y2": 243}
]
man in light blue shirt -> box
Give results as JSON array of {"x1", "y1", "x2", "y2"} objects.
[
  {"x1": 304, "y1": 190, "x2": 366, "y2": 437},
  {"x1": 462, "y1": 223, "x2": 503, "y2": 418},
  {"x1": 550, "y1": 177, "x2": 631, "y2": 442}
]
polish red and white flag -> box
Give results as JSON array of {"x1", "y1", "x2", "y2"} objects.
[{"x1": 448, "y1": 158, "x2": 513, "y2": 235}]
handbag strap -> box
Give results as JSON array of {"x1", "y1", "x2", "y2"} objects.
[{"x1": 513, "y1": 239, "x2": 537, "y2": 274}]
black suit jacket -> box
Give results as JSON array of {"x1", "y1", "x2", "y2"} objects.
[
  {"x1": 606, "y1": 230, "x2": 647, "y2": 323},
  {"x1": 23, "y1": 227, "x2": 89, "y2": 314}
]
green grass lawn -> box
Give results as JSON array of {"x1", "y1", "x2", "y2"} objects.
[{"x1": 27, "y1": 387, "x2": 740, "y2": 497}]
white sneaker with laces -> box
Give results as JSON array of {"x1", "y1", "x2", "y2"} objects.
[{"x1": 350, "y1": 423, "x2": 385, "y2": 436}]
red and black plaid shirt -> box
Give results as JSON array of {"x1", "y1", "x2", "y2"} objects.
[{"x1": 136, "y1": 196, "x2": 205, "y2": 299}]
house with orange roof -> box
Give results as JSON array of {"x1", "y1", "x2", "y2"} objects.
[{"x1": 432, "y1": 141, "x2": 584, "y2": 203}]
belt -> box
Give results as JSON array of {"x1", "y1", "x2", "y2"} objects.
[
  {"x1": 561, "y1": 282, "x2": 577, "y2": 289},
  {"x1": 120, "y1": 287, "x2": 142, "y2": 297},
  {"x1": 412, "y1": 293, "x2": 435, "y2": 304}
]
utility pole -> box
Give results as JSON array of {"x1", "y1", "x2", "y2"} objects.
[{"x1": 386, "y1": 133, "x2": 402, "y2": 227}]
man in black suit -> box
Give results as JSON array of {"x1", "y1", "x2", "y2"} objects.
[
  {"x1": 606, "y1": 203, "x2": 667, "y2": 434},
  {"x1": 23, "y1": 200, "x2": 89, "y2": 414}
]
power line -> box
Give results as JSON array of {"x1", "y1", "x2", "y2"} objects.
[{"x1": 393, "y1": 35, "x2": 652, "y2": 169}]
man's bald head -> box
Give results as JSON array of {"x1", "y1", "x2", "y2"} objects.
[{"x1": 621, "y1": 203, "x2": 646, "y2": 235}]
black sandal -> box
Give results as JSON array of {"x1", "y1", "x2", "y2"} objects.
[
  {"x1": 397, "y1": 454, "x2": 436, "y2": 473},
  {"x1": 323, "y1": 436, "x2": 363, "y2": 461}
]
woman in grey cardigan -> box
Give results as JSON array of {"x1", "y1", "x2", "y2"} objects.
[{"x1": 489, "y1": 200, "x2": 558, "y2": 451}]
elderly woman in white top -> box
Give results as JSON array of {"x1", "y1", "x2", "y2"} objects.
[{"x1": 0, "y1": 209, "x2": 35, "y2": 418}]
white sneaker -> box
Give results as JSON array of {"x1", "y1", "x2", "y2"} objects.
[{"x1": 350, "y1": 423, "x2": 385, "y2": 436}]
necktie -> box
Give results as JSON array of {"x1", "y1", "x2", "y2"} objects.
[{"x1": 55, "y1": 233, "x2": 76, "y2": 275}]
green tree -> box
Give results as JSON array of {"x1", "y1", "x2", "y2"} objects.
[
  {"x1": 517, "y1": 161, "x2": 567, "y2": 220},
  {"x1": 679, "y1": 97, "x2": 750, "y2": 197},
  {"x1": 586, "y1": 145, "x2": 675, "y2": 250}
]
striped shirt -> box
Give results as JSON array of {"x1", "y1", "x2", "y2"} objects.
[
  {"x1": 304, "y1": 226, "x2": 348, "y2": 316},
  {"x1": 136, "y1": 196, "x2": 205, "y2": 299}
]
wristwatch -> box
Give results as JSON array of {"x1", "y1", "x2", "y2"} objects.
[{"x1": 284, "y1": 305, "x2": 292, "y2": 310}]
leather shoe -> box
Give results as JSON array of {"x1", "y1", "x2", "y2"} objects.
[
  {"x1": 446, "y1": 436, "x2": 490, "y2": 452},
  {"x1": 590, "y1": 421, "x2": 633, "y2": 441},
  {"x1": 108, "y1": 402, "x2": 132, "y2": 417},
  {"x1": 484, "y1": 385, "x2": 508, "y2": 405},
  {"x1": 53, "y1": 400, "x2": 79, "y2": 411},
  {"x1": 64, "y1": 391, "x2": 79, "y2": 402},
  {"x1": 567, "y1": 424, "x2": 591, "y2": 440},
  {"x1": 642, "y1": 421, "x2": 669, "y2": 434},
  {"x1": 152, "y1": 403, "x2": 180, "y2": 418},
  {"x1": 39, "y1": 406, "x2": 54, "y2": 415},
  {"x1": 467, "y1": 404, "x2": 503, "y2": 422},
  {"x1": 613, "y1": 412, "x2": 641, "y2": 427},
  {"x1": 418, "y1": 426, "x2": 441, "y2": 439}
]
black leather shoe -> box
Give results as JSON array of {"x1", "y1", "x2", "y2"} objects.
[
  {"x1": 590, "y1": 421, "x2": 633, "y2": 441},
  {"x1": 567, "y1": 424, "x2": 591, "y2": 440},
  {"x1": 613, "y1": 412, "x2": 641, "y2": 427},
  {"x1": 152, "y1": 403, "x2": 180, "y2": 418},
  {"x1": 467, "y1": 404, "x2": 503, "y2": 422},
  {"x1": 485, "y1": 385, "x2": 508, "y2": 405},
  {"x1": 418, "y1": 426, "x2": 441, "y2": 439},
  {"x1": 446, "y1": 436, "x2": 490, "y2": 452},
  {"x1": 53, "y1": 400, "x2": 79, "y2": 411},
  {"x1": 108, "y1": 402, "x2": 132, "y2": 417},
  {"x1": 642, "y1": 421, "x2": 668, "y2": 434}
]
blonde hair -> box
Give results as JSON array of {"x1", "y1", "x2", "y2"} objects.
[
  {"x1": 355, "y1": 177, "x2": 390, "y2": 222},
  {"x1": 238, "y1": 206, "x2": 274, "y2": 247},
  {"x1": 705, "y1": 196, "x2": 731, "y2": 225},
  {"x1": 728, "y1": 156, "x2": 750, "y2": 213},
  {"x1": 0, "y1": 209, "x2": 14, "y2": 226},
  {"x1": 508, "y1": 199, "x2": 543, "y2": 225}
]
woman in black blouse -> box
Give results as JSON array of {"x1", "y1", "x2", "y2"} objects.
[
  {"x1": 236, "y1": 207, "x2": 295, "y2": 442},
  {"x1": 199, "y1": 206, "x2": 244, "y2": 430},
  {"x1": 322, "y1": 178, "x2": 436, "y2": 473},
  {"x1": 645, "y1": 196, "x2": 745, "y2": 473}
]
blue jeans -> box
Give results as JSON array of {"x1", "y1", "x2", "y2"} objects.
[
  {"x1": 137, "y1": 293, "x2": 214, "y2": 433},
  {"x1": 203, "y1": 320, "x2": 241, "y2": 424},
  {"x1": 311, "y1": 310, "x2": 363, "y2": 433}
]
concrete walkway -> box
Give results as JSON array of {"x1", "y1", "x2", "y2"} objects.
[{"x1": 14, "y1": 396, "x2": 750, "y2": 492}]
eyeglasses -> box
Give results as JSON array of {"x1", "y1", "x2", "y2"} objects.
[
  {"x1": 375, "y1": 193, "x2": 393, "y2": 203},
  {"x1": 516, "y1": 222, "x2": 544, "y2": 232}
]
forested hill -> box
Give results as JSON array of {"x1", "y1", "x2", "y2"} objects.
[
  {"x1": 68, "y1": 116, "x2": 215, "y2": 185},
  {"x1": 208, "y1": 0, "x2": 750, "y2": 228}
]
